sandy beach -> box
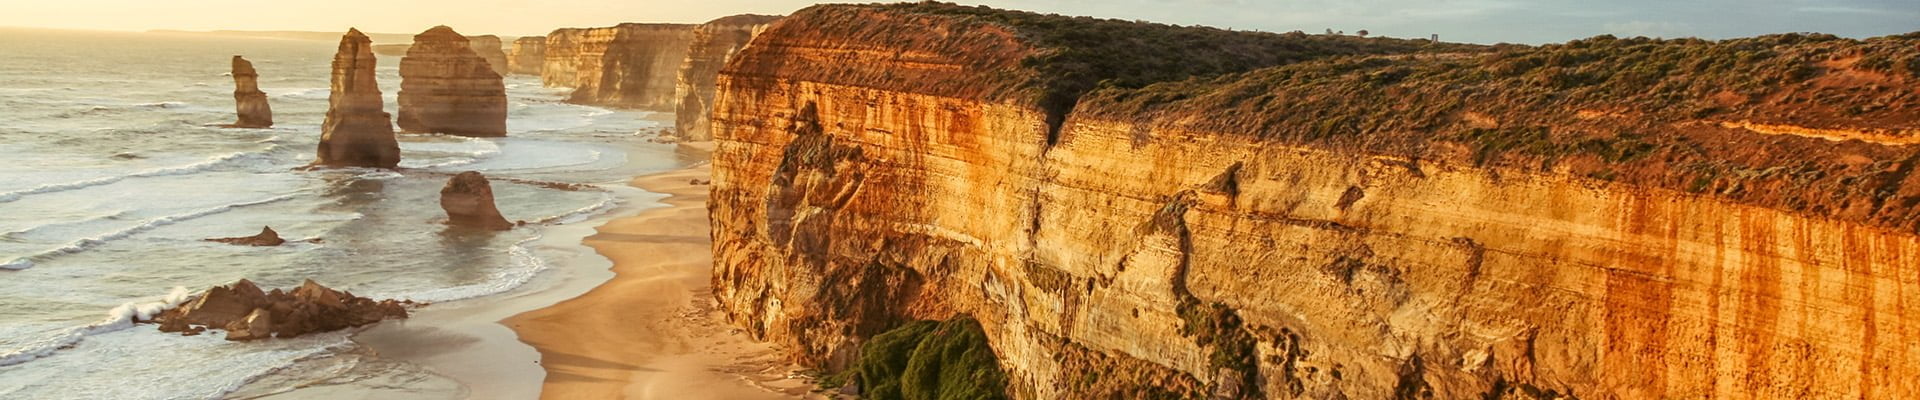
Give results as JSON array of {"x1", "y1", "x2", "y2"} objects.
[{"x1": 504, "y1": 148, "x2": 816, "y2": 399}]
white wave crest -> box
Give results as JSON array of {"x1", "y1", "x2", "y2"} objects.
[
  {"x1": 0, "y1": 148, "x2": 277, "y2": 204},
  {"x1": 528, "y1": 192, "x2": 619, "y2": 225},
  {"x1": 0, "y1": 286, "x2": 193, "y2": 367},
  {"x1": 0, "y1": 194, "x2": 295, "y2": 270},
  {"x1": 390, "y1": 235, "x2": 550, "y2": 303}
]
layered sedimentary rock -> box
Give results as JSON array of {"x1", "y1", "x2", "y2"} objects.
[
  {"x1": 226, "y1": 55, "x2": 272, "y2": 128},
  {"x1": 397, "y1": 26, "x2": 508, "y2": 137},
  {"x1": 440, "y1": 171, "x2": 513, "y2": 230},
  {"x1": 670, "y1": 15, "x2": 780, "y2": 142},
  {"x1": 206, "y1": 226, "x2": 286, "y2": 246},
  {"x1": 508, "y1": 36, "x2": 546, "y2": 75},
  {"x1": 372, "y1": 44, "x2": 410, "y2": 57},
  {"x1": 153, "y1": 279, "x2": 410, "y2": 341},
  {"x1": 541, "y1": 23, "x2": 694, "y2": 109},
  {"x1": 465, "y1": 34, "x2": 510, "y2": 76},
  {"x1": 711, "y1": 4, "x2": 1920, "y2": 399},
  {"x1": 316, "y1": 28, "x2": 401, "y2": 168}
]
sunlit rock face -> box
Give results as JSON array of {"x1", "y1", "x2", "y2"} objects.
[
  {"x1": 708, "y1": 4, "x2": 1920, "y2": 399},
  {"x1": 464, "y1": 34, "x2": 510, "y2": 76},
  {"x1": 540, "y1": 23, "x2": 694, "y2": 110},
  {"x1": 227, "y1": 55, "x2": 272, "y2": 128},
  {"x1": 315, "y1": 28, "x2": 399, "y2": 169},
  {"x1": 669, "y1": 14, "x2": 780, "y2": 142},
  {"x1": 397, "y1": 26, "x2": 507, "y2": 138},
  {"x1": 508, "y1": 36, "x2": 545, "y2": 76}
]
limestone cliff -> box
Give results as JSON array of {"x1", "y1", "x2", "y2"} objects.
[
  {"x1": 710, "y1": 4, "x2": 1920, "y2": 399},
  {"x1": 397, "y1": 26, "x2": 508, "y2": 137},
  {"x1": 316, "y1": 28, "x2": 400, "y2": 169},
  {"x1": 227, "y1": 55, "x2": 272, "y2": 128},
  {"x1": 670, "y1": 14, "x2": 780, "y2": 142},
  {"x1": 541, "y1": 23, "x2": 694, "y2": 109},
  {"x1": 508, "y1": 36, "x2": 545, "y2": 75},
  {"x1": 465, "y1": 34, "x2": 510, "y2": 76}
]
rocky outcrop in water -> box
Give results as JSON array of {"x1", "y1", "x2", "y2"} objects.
[
  {"x1": 225, "y1": 55, "x2": 273, "y2": 128},
  {"x1": 397, "y1": 26, "x2": 507, "y2": 138},
  {"x1": 541, "y1": 24, "x2": 693, "y2": 109},
  {"x1": 440, "y1": 171, "x2": 513, "y2": 230},
  {"x1": 709, "y1": 4, "x2": 1920, "y2": 399},
  {"x1": 465, "y1": 34, "x2": 510, "y2": 76},
  {"x1": 206, "y1": 226, "x2": 286, "y2": 247},
  {"x1": 372, "y1": 43, "x2": 410, "y2": 57},
  {"x1": 669, "y1": 15, "x2": 779, "y2": 142},
  {"x1": 508, "y1": 36, "x2": 545, "y2": 76},
  {"x1": 153, "y1": 279, "x2": 410, "y2": 341},
  {"x1": 315, "y1": 28, "x2": 401, "y2": 168}
]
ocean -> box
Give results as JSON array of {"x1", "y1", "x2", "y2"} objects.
[{"x1": 0, "y1": 27, "x2": 686, "y2": 398}]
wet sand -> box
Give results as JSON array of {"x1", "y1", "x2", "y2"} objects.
[{"x1": 505, "y1": 147, "x2": 817, "y2": 399}]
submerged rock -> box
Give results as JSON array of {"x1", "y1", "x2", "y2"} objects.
[
  {"x1": 440, "y1": 171, "x2": 514, "y2": 230},
  {"x1": 205, "y1": 226, "x2": 287, "y2": 247},
  {"x1": 153, "y1": 279, "x2": 410, "y2": 341},
  {"x1": 397, "y1": 26, "x2": 508, "y2": 137},
  {"x1": 227, "y1": 55, "x2": 273, "y2": 128},
  {"x1": 315, "y1": 28, "x2": 401, "y2": 168}
]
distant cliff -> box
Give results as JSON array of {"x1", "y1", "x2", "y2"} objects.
[
  {"x1": 465, "y1": 35, "x2": 510, "y2": 76},
  {"x1": 397, "y1": 26, "x2": 507, "y2": 137},
  {"x1": 670, "y1": 14, "x2": 780, "y2": 142},
  {"x1": 508, "y1": 36, "x2": 545, "y2": 76},
  {"x1": 709, "y1": 3, "x2": 1920, "y2": 399},
  {"x1": 541, "y1": 24, "x2": 694, "y2": 109}
]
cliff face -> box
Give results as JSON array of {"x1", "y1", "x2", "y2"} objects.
[
  {"x1": 465, "y1": 35, "x2": 510, "y2": 76},
  {"x1": 540, "y1": 23, "x2": 694, "y2": 109},
  {"x1": 670, "y1": 14, "x2": 780, "y2": 142},
  {"x1": 508, "y1": 36, "x2": 545, "y2": 76},
  {"x1": 316, "y1": 28, "x2": 400, "y2": 169},
  {"x1": 710, "y1": 4, "x2": 1920, "y2": 399},
  {"x1": 397, "y1": 26, "x2": 508, "y2": 137},
  {"x1": 227, "y1": 55, "x2": 272, "y2": 128}
]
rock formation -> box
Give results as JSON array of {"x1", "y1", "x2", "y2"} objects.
[
  {"x1": 440, "y1": 171, "x2": 513, "y2": 230},
  {"x1": 397, "y1": 26, "x2": 508, "y2": 137},
  {"x1": 670, "y1": 15, "x2": 780, "y2": 142},
  {"x1": 226, "y1": 55, "x2": 272, "y2": 128},
  {"x1": 315, "y1": 28, "x2": 401, "y2": 168},
  {"x1": 152, "y1": 279, "x2": 410, "y2": 341},
  {"x1": 206, "y1": 226, "x2": 286, "y2": 246},
  {"x1": 708, "y1": 4, "x2": 1920, "y2": 399},
  {"x1": 541, "y1": 23, "x2": 694, "y2": 109},
  {"x1": 465, "y1": 34, "x2": 510, "y2": 76},
  {"x1": 371, "y1": 43, "x2": 411, "y2": 57},
  {"x1": 508, "y1": 36, "x2": 546, "y2": 76}
]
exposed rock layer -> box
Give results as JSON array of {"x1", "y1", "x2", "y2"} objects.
[
  {"x1": 397, "y1": 26, "x2": 508, "y2": 137},
  {"x1": 710, "y1": 4, "x2": 1920, "y2": 399},
  {"x1": 316, "y1": 29, "x2": 401, "y2": 168},
  {"x1": 670, "y1": 15, "x2": 780, "y2": 142},
  {"x1": 508, "y1": 36, "x2": 546, "y2": 75},
  {"x1": 227, "y1": 55, "x2": 272, "y2": 128},
  {"x1": 154, "y1": 279, "x2": 409, "y2": 341},
  {"x1": 465, "y1": 34, "x2": 510, "y2": 76},
  {"x1": 440, "y1": 171, "x2": 513, "y2": 230},
  {"x1": 541, "y1": 23, "x2": 694, "y2": 109},
  {"x1": 206, "y1": 226, "x2": 286, "y2": 247}
]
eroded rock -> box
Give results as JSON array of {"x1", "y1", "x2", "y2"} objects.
[
  {"x1": 440, "y1": 171, "x2": 513, "y2": 230},
  {"x1": 508, "y1": 36, "x2": 545, "y2": 76},
  {"x1": 153, "y1": 279, "x2": 410, "y2": 341},
  {"x1": 541, "y1": 24, "x2": 693, "y2": 109},
  {"x1": 226, "y1": 55, "x2": 272, "y2": 128},
  {"x1": 397, "y1": 26, "x2": 507, "y2": 137},
  {"x1": 671, "y1": 15, "x2": 780, "y2": 142},
  {"x1": 205, "y1": 226, "x2": 287, "y2": 247},
  {"x1": 464, "y1": 34, "x2": 510, "y2": 76},
  {"x1": 315, "y1": 28, "x2": 401, "y2": 168}
]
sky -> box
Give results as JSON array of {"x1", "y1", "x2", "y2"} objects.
[{"x1": 1, "y1": 0, "x2": 1914, "y2": 44}]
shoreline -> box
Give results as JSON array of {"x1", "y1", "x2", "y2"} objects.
[{"x1": 504, "y1": 143, "x2": 817, "y2": 399}]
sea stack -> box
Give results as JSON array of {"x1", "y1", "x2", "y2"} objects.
[
  {"x1": 671, "y1": 15, "x2": 780, "y2": 141},
  {"x1": 507, "y1": 36, "x2": 545, "y2": 76},
  {"x1": 315, "y1": 28, "x2": 401, "y2": 168},
  {"x1": 440, "y1": 171, "x2": 513, "y2": 230},
  {"x1": 397, "y1": 26, "x2": 508, "y2": 137},
  {"x1": 465, "y1": 34, "x2": 510, "y2": 76},
  {"x1": 227, "y1": 56, "x2": 272, "y2": 128}
]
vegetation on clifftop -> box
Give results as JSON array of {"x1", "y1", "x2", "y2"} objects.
[
  {"x1": 1081, "y1": 32, "x2": 1920, "y2": 231},
  {"x1": 823, "y1": 317, "x2": 1009, "y2": 400}
]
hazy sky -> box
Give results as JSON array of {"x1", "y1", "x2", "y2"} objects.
[{"x1": 3, "y1": 0, "x2": 1915, "y2": 44}]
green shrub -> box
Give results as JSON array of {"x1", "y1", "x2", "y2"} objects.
[{"x1": 840, "y1": 317, "x2": 1010, "y2": 400}]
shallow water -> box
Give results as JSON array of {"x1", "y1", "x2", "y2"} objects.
[{"x1": 0, "y1": 28, "x2": 682, "y2": 398}]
